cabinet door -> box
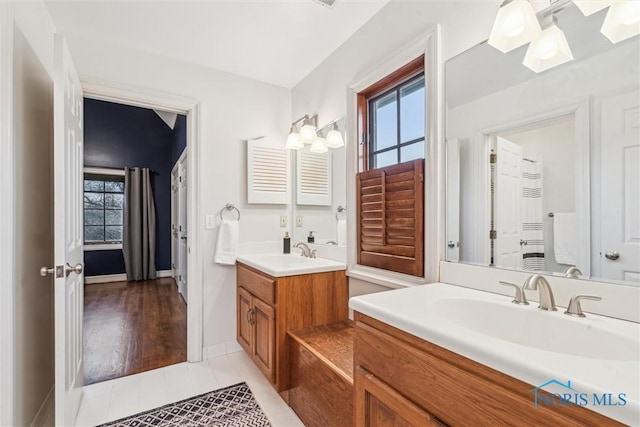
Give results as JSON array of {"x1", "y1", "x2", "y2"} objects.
[
  {"x1": 355, "y1": 367, "x2": 443, "y2": 427},
  {"x1": 252, "y1": 297, "x2": 276, "y2": 382},
  {"x1": 237, "y1": 287, "x2": 252, "y2": 353}
]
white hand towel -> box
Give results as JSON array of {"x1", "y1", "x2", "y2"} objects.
[
  {"x1": 553, "y1": 212, "x2": 577, "y2": 265},
  {"x1": 337, "y1": 217, "x2": 347, "y2": 246},
  {"x1": 214, "y1": 218, "x2": 239, "y2": 265}
]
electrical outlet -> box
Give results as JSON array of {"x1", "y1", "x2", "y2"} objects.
[
  {"x1": 296, "y1": 216, "x2": 303, "y2": 227},
  {"x1": 280, "y1": 215, "x2": 287, "y2": 227},
  {"x1": 205, "y1": 215, "x2": 216, "y2": 230}
]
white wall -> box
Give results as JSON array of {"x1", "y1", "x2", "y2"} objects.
[
  {"x1": 291, "y1": 0, "x2": 501, "y2": 292},
  {"x1": 62, "y1": 34, "x2": 292, "y2": 351}
]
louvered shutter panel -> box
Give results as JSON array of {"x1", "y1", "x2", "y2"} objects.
[
  {"x1": 357, "y1": 159, "x2": 424, "y2": 277},
  {"x1": 247, "y1": 137, "x2": 291, "y2": 204},
  {"x1": 296, "y1": 149, "x2": 332, "y2": 206}
]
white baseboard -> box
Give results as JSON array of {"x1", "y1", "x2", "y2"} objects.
[
  {"x1": 85, "y1": 270, "x2": 173, "y2": 284},
  {"x1": 202, "y1": 340, "x2": 244, "y2": 360},
  {"x1": 30, "y1": 386, "x2": 54, "y2": 427}
]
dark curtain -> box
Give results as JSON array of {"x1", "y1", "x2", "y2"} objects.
[{"x1": 123, "y1": 167, "x2": 157, "y2": 281}]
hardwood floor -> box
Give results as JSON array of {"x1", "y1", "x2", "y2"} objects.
[{"x1": 83, "y1": 278, "x2": 187, "y2": 385}]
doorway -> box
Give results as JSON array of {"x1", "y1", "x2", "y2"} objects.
[{"x1": 82, "y1": 98, "x2": 189, "y2": 384}]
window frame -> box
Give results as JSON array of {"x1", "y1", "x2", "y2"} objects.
[
  {"x1": 367, "y1": 72, "x2": 426, "y2": 169},
  {"x1": 83, "y1": 167, "x2": 125, "y2": 251},
  {"x1": 346, "y1": 28, "x2": 442, "y2": 286}
]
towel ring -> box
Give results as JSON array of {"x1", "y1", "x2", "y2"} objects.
[
  {"x1": 220, "y1": 203, "x2": 241, "y2": 221},
  {"x1": 335, "y1": 205, "x2": 346, "y2": 221}
]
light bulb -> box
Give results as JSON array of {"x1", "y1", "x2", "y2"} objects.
[
  {"x1": 285, "y1": 132, "x2": 303, "y2": 150},
  {"x1": 325, "y1": 129, "x2": 344, "y2": 148},
  {"x1": 601, "y1": 1, "x2": 640, "y2": 43},
  {"x1": 299, "y1": 124, "x2": 317, "y2": 144},
  {"x1": 488, "y1": 0, "x2": 542, "y2": 53},
  {"x1": 309, "y1": 137, "x2": 328, "y2": 154},
  {"x1": 523, "y1": 24, "x2": 573, "y2": 73}
]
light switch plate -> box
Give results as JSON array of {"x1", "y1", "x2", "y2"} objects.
[
  {"x1": 296, "y1": 216, "x2": 303, "y2": 227},
  {"x1": 280, "y1": 215, "x2": 287, "y2": 227},
  {"x1": 205, "y1": 215, "x2": 216, "y2": 229}
]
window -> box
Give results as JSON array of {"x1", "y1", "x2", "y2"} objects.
[
  {"x1": 368, "y1": 74, "x2": 425, "y2": 169},
  {"x1": 83, "y1": 174, "x2": 125, "y2": 244},
  {"x1": 356, "y1": 55, "x2": 426, "y2": 277}
]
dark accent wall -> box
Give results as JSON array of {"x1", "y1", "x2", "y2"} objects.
[
  {"x1": 83, "y1": 98, "x2": 186, "y2": 277},
  {"x1": 171, "y1": 114, "x2": 187, "y2": 166}
]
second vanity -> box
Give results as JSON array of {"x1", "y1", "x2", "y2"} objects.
[
  {"x1": 235, "y1": 252, "x2": 348, "y2": 392},
  {"x1": 350, "y1": 283, "x2": 639, "y2": 426}
]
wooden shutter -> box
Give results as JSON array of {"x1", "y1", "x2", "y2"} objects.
[{"x1": 357, "y1": 159, "x2": 424, "y2": 277}]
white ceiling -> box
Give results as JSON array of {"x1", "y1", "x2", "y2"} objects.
[{"x1": 44, "y1": 0, "x2": 389, "y2": 88}]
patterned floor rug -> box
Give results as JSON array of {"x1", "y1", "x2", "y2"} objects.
[{"x1": 100, "y1": 382, "x2": 271, "y2": 426}]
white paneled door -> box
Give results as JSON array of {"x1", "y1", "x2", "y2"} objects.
[
  {"x1": 53, "y1": 35, "x2": 84, "y2": 426},
  {"x1": 494, "y1": 137, "x2": 523, "y2": 269},
  {"x1": 601, "y1": 91, "x2": 640, "y2": 283}
]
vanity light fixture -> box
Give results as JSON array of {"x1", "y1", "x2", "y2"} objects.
[
  {"x1": 309, "y1": 136, "x2": 329, "y2": 153},
  {"x1": 488, "y1": 0, "x2": 542, "y2": 53},
  {"x1": 285, "y1": 125, "x2": 304, "y2": 150},
  {"x1": 299, "y1": 116, "x2": 318, "y2": 145},
  {"x1": 523, "y1": 15, "x2": 573, "y2": 73},
  {"x1": 573, "y1": 0, "x2": 611, "y2": 16},
  {"x1": 325, "y1": 122, "x2": 345, "y2": 148},
  {"x1": 286, "y1": 114, "x2": 317, "y2": 149},
  {"x1": 600, "y1": 0, "x2": 640, "y2": 43}
]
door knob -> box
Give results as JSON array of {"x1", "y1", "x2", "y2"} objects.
[
  {"x1": 604, "y1": 251, "x2": 620, "y2": 261},
  {"x1": 65, "y1": 263, "x2": 83, "y2": 277},
  {"x1": 447, "y1": 241, "x2": 455, "y2": 248},
  {"x1": 41, "y1": 265, "x2": 64, "y2": 278}
]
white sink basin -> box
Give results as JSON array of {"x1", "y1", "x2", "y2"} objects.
[
  {"x1": 349, "y1": 283, "x2": 640, "y2": 425},
  {"x1": 431, "y1": 298, "x2": 639, "y2": 361},
  {"x1": 236, "y1": 253, "x2": 346, "y2": 277}
]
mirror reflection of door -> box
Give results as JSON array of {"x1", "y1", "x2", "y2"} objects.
[
  {"x1": 446, "y1": 138, "x2": 460, "y2": 262},
  {"x1": 600, "y1": 91, "x2": 640, "y2": 283},
  {"x1": 491, "y1": 117, "x2": 578, "y2": 274}
]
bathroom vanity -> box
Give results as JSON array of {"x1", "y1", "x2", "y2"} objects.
[
  {"x1": 350, "y1": 283, "x2": 638, "y2": 426},
  {"x1": 236, "y1": 254, "x2": 348, "y2": 392}
]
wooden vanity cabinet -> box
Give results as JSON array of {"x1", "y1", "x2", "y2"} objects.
[
  {"x1": 236, "y1": 262, "x2": 348, "y2": 392},
  {"x1": 354, "y1": 312, "x2": 624, "y2": 427}
]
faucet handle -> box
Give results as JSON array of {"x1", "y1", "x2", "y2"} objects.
[
  {"x1": 564, "y1": 295, "x2": 602, "y2": 317},
  {"x1": 310, "y1": 249, "x2": 317, "y2": 259},
  {"x1": 498, "y1": 281, "x2": 529, "y2": 305}
]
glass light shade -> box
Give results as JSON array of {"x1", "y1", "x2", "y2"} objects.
[
  {"x1": 523, "y1": 25, "x2": 573, "y2": 73},
  {"x1": 309, "y1": 137, "x2": 328, "y2": 153},
  {"x1": 285, "y1": 131, "x2": 303, "y2": 150},
  {"x1": 299, "y1": 124, "x2": 317, "y2": 144},
  {"x1": 325, "y1": 129, "x2": 344, "y2": 148},
  {"x1": 488, "y1": 0, "x2": 542, "y2": 53},
  {"x1": 601, "y1": 1, "x2": 640, "y2": 43},
  {"x1": 573, "y1": 0, "x2": 611, "y2": 16}
]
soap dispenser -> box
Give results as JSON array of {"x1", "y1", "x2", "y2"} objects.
[
  {"x1": 307, "y1": 231, "x2": 315, "y2": 244},
  {"x1": 283, "y1": 232, "x2": 291, "y2": 254}
]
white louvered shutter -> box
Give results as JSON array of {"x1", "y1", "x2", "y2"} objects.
[
  {"x1": 296, "y1": 148, "x2": 332, "y2": 206},
  {"x1": 247, "y1": 137, "x2": 291, "y2": 204}
]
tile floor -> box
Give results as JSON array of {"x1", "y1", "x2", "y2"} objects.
[{"x1": 74, "y1": 351, "x2": 305, "y2": 426}]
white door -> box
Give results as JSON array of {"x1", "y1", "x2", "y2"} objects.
[
  {"x1": 178, "y1": 156, "x2": 188, "y2": 301},
  {"x1": 53, "y1": 35, "x2": 84, "y2": 426},
  {"x1": 446, "y1": 138, "x2": 460, "y2": 261},
  {"x1": 494, "y1": 136, "x2": 523, "y2": 269},
  {"x1": 171, "y1": 166, "x2": 179, "y2": 280},
  {"x1": 600, "y1": 91, "x2": 640, "y2": 283}
]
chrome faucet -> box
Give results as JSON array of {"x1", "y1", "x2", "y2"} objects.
[
  {"x1": 564, "y1": 266, "x2": 583, "y2": 278},
  {"x1": 523, "y1": 274, "x2": 557, "y2": 311},
  {"x1": 294, "y1": 242, "x2": 316, "y2": 258}
]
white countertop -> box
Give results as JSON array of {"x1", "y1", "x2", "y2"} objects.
[
  {"x1": 236, "y1": 252, "x2": 346, "y2": 277},
  {"x1": 349, "y1": 283, "x2": 640, "y2": 425}
]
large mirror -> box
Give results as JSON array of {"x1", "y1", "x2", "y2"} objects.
[
  {"x1": 292, "y1": 117, "x2": 347, "y2": 245},
  {"x1": 446, "y1": 2, "x2": 639, "y2": 286}
]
